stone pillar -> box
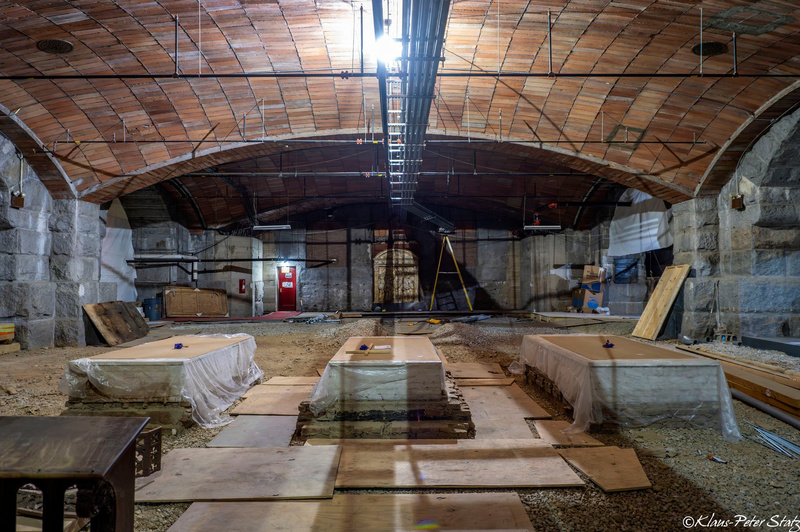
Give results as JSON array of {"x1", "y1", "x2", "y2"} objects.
[
  {"x1": 672, "y1": 197, "x2": 720, "y2": 340},
  {"x1": 0, "y1": 137, "x2": 55, "y2": 349},
  {"x1": 50, "y1": 199, "x2": 102, "y2": 347}
]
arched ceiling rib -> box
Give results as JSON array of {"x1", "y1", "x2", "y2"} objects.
[{"x1": 1, "y1": 1, "x2": 800, "y2": 213}]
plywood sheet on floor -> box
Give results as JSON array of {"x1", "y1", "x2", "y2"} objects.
[
  {"x1": 533, "y1": 420, "x2": 603, "y2": 447},
  {"x1": 83, "y1": 301, "x2": 149, "y2": 346},
  {"x1": 243, "y1": 384, "x2": 315, "y2": 398},
  {"x1": 135, "y1": 446, "x2": 340, "y2": 502},
  {"x1": 455, "y1": 377, "x2": 515, "y2": 386},
  {"x1": 557, "y1": 446, "x2": 650, "y2": 492},
  {"x1": 445, "y1": 362, "x2": 505, "y2": 379},
  {"x1": 207, "y1": 415, "x2": 297, "y2": 448},
  {"x1": 232, "y1": 388, "x2": 311, "y2": 415},
  {"x1": 334, "y1": 439, "x2": 582, "y2": 488},
  {"x1": 264, "y1": 376, "x2": 319, "y2": 386},
  {"x1": 461, "y1": 384, "x2": 551, "y2": 420},
  {"x1": 472, "y1": 416, "x2": 537, "y2": 440},
  {"x1": 167, "y1": 493, "x2": 534, "y2": 531}
]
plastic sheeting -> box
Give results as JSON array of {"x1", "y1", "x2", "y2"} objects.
[
  {"x1": 607, "y1": 189, "x2": 673, "y2": 257},
  {"x1": 60, "y1": 334, "x2": 263, "y2": 428},
  {"x1": 308, "y1": 362, "x2": 446, "y2": 415},
  {"x1": 510, "y1": 335, "x2": 740, "y2": 442},
  {"x1": 100, "y1": 199, "x2": 137, "y2": 302}
]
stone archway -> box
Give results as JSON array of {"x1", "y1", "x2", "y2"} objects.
[{"x1": 373, "y1": 249, "x2": 420, "y2": 305}]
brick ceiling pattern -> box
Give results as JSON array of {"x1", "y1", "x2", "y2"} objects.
[{"x1": 1, "y1": 0, "x2": 799, "y2": 223}]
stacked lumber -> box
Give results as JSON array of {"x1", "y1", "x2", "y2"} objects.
[{"x1": 678, "y1": 346, "x2": 800, "y2": 420}]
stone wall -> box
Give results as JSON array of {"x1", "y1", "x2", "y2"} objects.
[
  {"x1": 676, "y1": 107, "x2": 800, "y2": 339},
  {"x1": 0, "y1": 134, "x2": 113, "y2": 348}
]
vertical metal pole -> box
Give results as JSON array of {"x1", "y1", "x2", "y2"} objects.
[
  {"x1": 466, "y1": 90, "x2": 470, "y2": 141},
  {"x1": 122, "y1": 118, "x2": 126, "y2": 142},
  {"x1": 261, "y1": 98, "x2": 265, "y2": 138},
  {"x1": 360, "y1": 6, "x2": 364, "y2": 74},
  {"x1": 499, "y1": 109, "x2": 502, "y2": 142},
  {"x1": 174, "y1": 15, "x2": 179, "y2": 77},
  {"x1": 243, "y1": 115, "x2": 247, "y2": 139},
  {"x1": 547, "y1": 10, "x2": 553, "y2": 76},
  {"x1": 601, "y1": 111, "x2": 604, "y2": 140},
  {"x1": 371, "y1": 105, "x2": 375, "y2": 141},
  {"x1": 363, "y1": 94, "x2": 367, "y2": 140},
  {"x1": 733, "y1": 32, "x2": 738, "y2": 76},
  {"x1": 497, "y1": 0, "x2": 501, "y2": 73},
  {"x1": 198, "y1": 0, "x2": 202, "y2": 74},
  {"x1": 699, "y1": 8, "x2": 703, "y2": 76}
]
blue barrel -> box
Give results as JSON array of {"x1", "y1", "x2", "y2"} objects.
[{"x1": 143, "y1": 297, "x2": 162, "y2": 321}]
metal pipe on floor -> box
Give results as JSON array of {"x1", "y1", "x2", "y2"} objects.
[{"x1": 731, "y1": 389, "x2": 800, "y2": 431}]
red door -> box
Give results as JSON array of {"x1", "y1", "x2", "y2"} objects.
[{"x1": 278, "y1": 265, "x2": 297, "y2": 311}]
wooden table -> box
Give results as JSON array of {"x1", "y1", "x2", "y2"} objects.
[{"x1": 0, "y1": 416, "x2": 149, "y2": 532}]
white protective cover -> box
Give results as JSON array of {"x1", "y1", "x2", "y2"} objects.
[
  {"x1": 510, "y1": 335, "x2": 740, "y2": 442},
  {"x1": 60, "y1": 334, "x2": 263, "y2": 428},
  {"x1": 607, "y1": 188, "x2": 673, "y2": 257},
  {"x1": 100, "y1": 199, "x2": 137, "y2": 301}
]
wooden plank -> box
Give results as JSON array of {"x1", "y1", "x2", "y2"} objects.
[
  {"x1": 676, "y1": 345, "x2": 800, "y2": 385},
  {"x1": 264, "y1": 376, "x2": 319, "y2": 386},
  {"x1": 232, "y1": 389, "x2": 311, "y2": 416},
  {"x1": 167, "y1": 493, "x2": 535, "y2": 532},
  {"x1": 135, "y1": 446, "x2": 341, "y2": 502},
  {"x1": 461, "y1": 384, "x2": 552, "y2": 420},
  {"x1": 0, "y1": 342, "x2": 21, "y2": 355},
  {"x1": 557, "y1": 446, "x2": 651, "y2": 492},
  {"x1": 455, "y1": 377, "x2": 515, "y2": 386},
  {"x1": 632, "y1": 264, "x2": 691, "y2": 340},
  {"x1": 243, "y1": 384, "x2": 315, "y2": 398},
  {"x1": 207, "y1": 416, "x2": 298, "y2": 448},
  {"x1": 82, "y1": 301, "x2": 149, "y2": 346},
  {"x1": 316, "y1": 367, "x2": 326, "y2": 377},
  {"x1": 533, "y1": 420, "x2": 604, "y2": 447},
  {"x1": 334, "y1": 439, "x2": 582, "y2": 488},
  {"x1": 89, "y1": 335, "x2": 244, "y2": 360},
  {"x1": 16, "y1": 516, "x2": 86, "y2": 532},
  {"x1": 445, "y1": 362, "x2": 505, "y2": 379}
]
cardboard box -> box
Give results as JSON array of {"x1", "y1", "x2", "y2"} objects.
[
  {"x1": 581, "y1": 266, "x2": 606, "y2": 292},
  {"x1": 572, "y1": 289, "x2": 603, "y2": 313}
]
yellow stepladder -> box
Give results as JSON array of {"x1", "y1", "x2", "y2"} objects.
[{"x1": 429, "y1": 235, "x2": 473, "y2": 311}]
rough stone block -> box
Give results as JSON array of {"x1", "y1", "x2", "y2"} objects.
[
  {"x1": 682, "y1": 277, "x2": 715, "y2": 313},
  {"x1": 694, "y1": 230, "x2": 718, "y2": 251},
  {"x1": 787, "y1": 251, "x2": 800, "y2": 277},
  {"x1": 0, "y1": 281, "x2": 55, "y2": 319},
  {"x1": 49, "y1": 202, "x2": 78, "y2": 234},
  {"x1": 728, "y1": 250, "x2": 752, "y2": 276},
  {"x1": 14, "y1": 318, "x2": 55, "y2": 349},
  {"x1": 754, "y1": 203, "x2": 799, "y2": 228},
  {"x1": 752, "y1": 249, "x2": 786, "y2": 277},
  {"x1": 54, "y1": 317, "x2": 87, "y2": 347},
  {"x1": 729, "y1": 227, "x2": 753, "y2": 251},
  {"x1": 78, "y1": 231, "x2": 100, "y2": 258},
  {"x1": 0, "y1": 254, "x2": 50, "y2": 282},
  {"x1": 752, "y1": 227, "x2": 800, "y2": 249},
  {"x1": 717, "y1": 279, "x2": 740, "y2": 313},
  {"x1": 18, "y1": 229, "x2": 51, "y2": 256},
  {"x1": 99, "y1": 282, "x2": 118, "y2": 302},
  {"x1": 50, "y1": 232, "x2": 76, "y2": 256},
  {"x1": 50, "y1": 256, "x2": 99, "y2": 283},
  {"x1": 737, "y1": 313, "x2": 791, "y2": 338},
  {"x1": 738, "y1": 279, "x2": 800, "y2": 313},
  {"x1": 691, "y1": 252, "x2": 719, "y2": 277},
  {"x1": 680, "y1": 311, "x2": 712, "y2": 342}
]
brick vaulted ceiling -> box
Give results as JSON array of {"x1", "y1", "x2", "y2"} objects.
[{"x1": 2, "y1": 1, "x2": 800, "y2": 228}]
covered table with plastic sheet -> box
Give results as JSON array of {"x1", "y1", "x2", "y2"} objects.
[
  {"x1": 513, "y1": 335, "x2": 740, "y2": 441},
  {"x1": 61, "y1": 334, "x2": 262, "y2": 428}
]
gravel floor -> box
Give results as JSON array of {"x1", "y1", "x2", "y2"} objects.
[{"x1": 2, "y1": 317, "x2": 799, "y2": 531}]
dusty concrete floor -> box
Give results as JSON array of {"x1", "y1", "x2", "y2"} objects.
[{"x1": 1, "y1": 317, "x2": 799, "y2": 531}]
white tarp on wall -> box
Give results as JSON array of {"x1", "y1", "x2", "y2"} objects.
[
  {"x1": 607, "y1": 188, "x2": 673, "y2": 257},
  {"x1": 100, "y1": 198, "x2": 137, "y2": 301}
]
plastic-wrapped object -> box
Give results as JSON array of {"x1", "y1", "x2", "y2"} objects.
[
  {"x1": 60, "y1": 334, "x2": 262, "y2": 428},
  {"x1": 517, "y1": 335, "x2": 741, "y2": 442}
]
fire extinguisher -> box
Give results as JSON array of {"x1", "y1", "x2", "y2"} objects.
[{"x1": 239, "y1": 279, "x2": 246, "y2": 294}]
